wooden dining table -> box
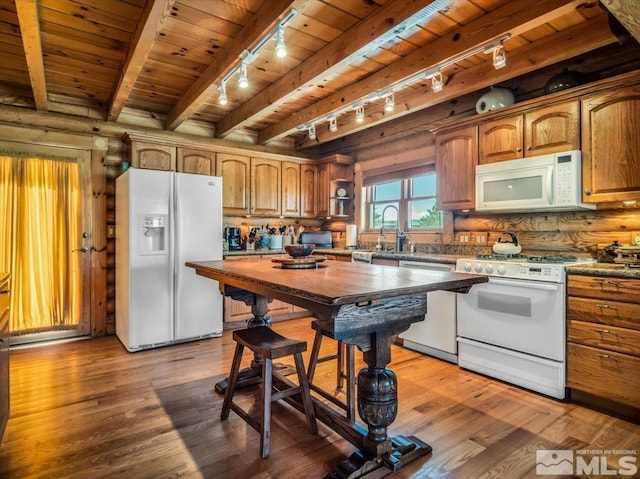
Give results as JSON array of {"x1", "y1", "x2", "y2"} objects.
[{"x1": 187, "y1": 257, "x2": 487, "y2": 478}]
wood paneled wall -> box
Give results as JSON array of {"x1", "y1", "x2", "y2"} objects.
[{"x1": 453, "y1": 209, "x2": 640, "y2": 255}]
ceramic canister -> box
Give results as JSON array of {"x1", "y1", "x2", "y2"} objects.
[{"x1": 476, "y1": 87, "x2": 515, "y2": 114}]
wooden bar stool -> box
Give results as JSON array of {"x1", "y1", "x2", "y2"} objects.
[
  {"x1": 307, "y1": 320, "x2": 356, "y2": 421},
  {"x1": 221, "y1": 326, "x2": 318, "y2": 458}
]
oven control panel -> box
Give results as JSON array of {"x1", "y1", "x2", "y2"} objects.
[{"x1": 456, "y1": 259, "x2": 564, "y2": 282}]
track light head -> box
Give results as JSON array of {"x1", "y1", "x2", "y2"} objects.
[
  {"x1": 492, "y1": 44, "x2": 506, "y2": 69},
  {"x1": 275, "y1": 25, "x2": 287, "y2": 58},
  {"x1": 218, "y1": 82, "x2": 228, "y2": 105},
  {"x1": 329, "y1": 116, "x2": 338, "y2": 132},
  {"x1": 355, "y1": 105, "x2": 365, "y2": 123},
  {"x1": 308, "y1": 123, "x2": 316, "y2": 140},
  {"x1": 431, "y1": 71, "x2": 443, "y2": 93},
  {"x1": 384, "y1": 92, "x2": 394, "y2": 112},
  {"x1": 238, "y1": 63, "x2": 249, "y2": 89}
]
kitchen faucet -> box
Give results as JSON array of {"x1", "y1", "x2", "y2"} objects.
[{"x1": 379, "y1": 205, "x2": 406, "y2": 252}]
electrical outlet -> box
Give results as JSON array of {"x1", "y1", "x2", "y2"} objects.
[{"x1": 632, "y1": 232, "x2": 640, "y2": 246}]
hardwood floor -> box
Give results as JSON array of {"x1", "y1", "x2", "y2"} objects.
[{"x1": 0, "y1": 317, "x2": 638, "y2": 478}]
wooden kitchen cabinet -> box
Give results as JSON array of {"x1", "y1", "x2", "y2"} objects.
[
  {"x1": 436, "y1": 125, "x2": 478, "y2": 211},
  {"x1": 128, "y1": 140, "x2": 176, "y2": 171},
  {"x1": 567, "y1": 274, "x2": 640, "y2": 411},
  {"x1": 300, "y1": 163, "x2": 318, "y2": 218},
  {"x1": 316, "y1": 154, "x2": 354, "y2": 219},
  {"x1": 479, "y1": 101, "x2": 580, "y2": 164},
  {"x1": 251, "y1": 158, "x2": 281, "y2": 216},
  {"x1": 177, "y1": 148, "x2": 215, "y2": 175},
  {"x1": 216, "y1": 153, "x2": 251, "y2": 215},
  {"x1": 282, "y1": 161, "x2": 301, "y2": 217},
  {"x1": 581, "y1": 85, "x2": 640, "y2": 203}
]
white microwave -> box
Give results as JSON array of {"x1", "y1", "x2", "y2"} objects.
[{"x1": 475, "y1": 150, "x2": 596, "y2": 212}]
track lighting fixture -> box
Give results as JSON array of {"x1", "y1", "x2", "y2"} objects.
[
  {"x1": 216, "y1": 9, "x2": 297, "y2": 104},
  {"x1": 275, "y1": 24, "x2": 287, "y2": 58},
  {"x1": 296, "y1": 34, "x2": 511, "y2": 141},
  {"x1": 384, "y1": 92, "x2": 394, "y2": 112},
  {"x1": 492, "y1": 44, "x2": 506, "y2": 69},
  {"x1": 308, "y1": 123, "x2": 316, "y2": 140},
  {"x1": 431, "y1": 71, "x2": 443, "y2": 93},
  {"x1": 218, "y1": 81, "x2": 228, "y2": 105},
  {"x1": 329, "y1": 116, "x2": 338, "y2": 132}
]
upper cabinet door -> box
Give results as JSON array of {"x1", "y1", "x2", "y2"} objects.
[
  {"x1": 281, "y1": 161, "x2": 300, "y2": 217},
  {"x1": 524, "y1": 101, "x2": 580, "y2": 157},
  {"x1": 216, "y1": 153, "x2": 250, "y2": 215},
  {"x1": 177, "y1": 148, "x2": 216, "y2": 175},
  {"x1": 300, "y1": 163, "x2": 318, "y2": 218},
  {"x1": 436, "y1": 125, "x2": 478, "y2": 211},
  {"x1": 250, "y1": 158, "x2": 281, "y2": 216},
  {"x1": 478, "y1": 115, "x2": 523, "y2": 164},
  {"x1": 581, "y1": 86, "x2": 640, "y2": 203},
  {"x1": 130, "y1": 141, "x2": 176, "y2": 171}
]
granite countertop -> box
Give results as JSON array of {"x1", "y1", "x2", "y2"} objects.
[
  {"x1": 314, "y1": 249, "x2": 461, "y2": 264},
  {"x1": 566, "y1": 262, "x2": 640, "y2": 279}
]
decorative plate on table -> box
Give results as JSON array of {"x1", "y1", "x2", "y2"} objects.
[
  {"x1": 336, "y1": 187, "x2": 348, "y2": 197},
  {"x1": 272, "y1": 256, "x2": 328, "y2": 269}
]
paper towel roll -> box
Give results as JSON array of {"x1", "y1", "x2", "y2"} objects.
[{"x1": 346, "y1": 224, "x2": 357, "y2": 248}]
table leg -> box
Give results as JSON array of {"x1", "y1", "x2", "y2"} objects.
[{"x1": 322, "y1": 331, "x2": 432, "y2": 478}]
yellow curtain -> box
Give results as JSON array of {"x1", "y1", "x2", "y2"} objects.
[{"x1": 0, "y1": 155, "x2": 82, "y2": 333}]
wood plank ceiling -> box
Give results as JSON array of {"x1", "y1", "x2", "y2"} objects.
[{"x1": 1, "y1": 0, "x2": 640, "y2": 153}]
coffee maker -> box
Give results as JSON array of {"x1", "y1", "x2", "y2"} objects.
[{"x1": 225, "y1": 227, "x2": 242, "y2": 250}]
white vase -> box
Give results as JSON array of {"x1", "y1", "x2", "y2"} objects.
[{"x1": 476, "y1": 87, "x2": 515, "y2": 114}]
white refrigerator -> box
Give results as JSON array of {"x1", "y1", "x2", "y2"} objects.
[{"x1": 115, "y1": 168, "x2": 223, "y2": 352}]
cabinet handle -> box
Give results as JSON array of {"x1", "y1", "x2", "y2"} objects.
[
  {"x1": 516, "y1": 147, "x2": 522, "y2": 152},
  {"x1": 595, "y1": 328, "x2": 618, "y2": 335},
  {"x1": 526, "y1": 145, "x2": 532, "y2": 151},
  {"x1": 596, "y1": 353, "x2": 619, "y2": 361},
  {"x1": 595, "y1": 279, "x2": 619, "y2": 287},
  {"x1": 0, "y1": 290, "x2": 9, "y2": 295},
  {"x1": 595, "y1": 303, "x2": 618, "y2": 310},
  {"x1": 584, "y1": 189, "x2": 591, "y2": 196}
]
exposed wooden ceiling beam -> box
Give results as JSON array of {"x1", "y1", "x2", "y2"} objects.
[
  {"x1": 108, "y1": 0, "x2": 175, "y2": 122},
  {"x1": 296, "y1": 12, "x2": 615, "y2": 149},
  {"x1": 164, "y1": 0, "x2": 299, "y2": 131},
  {"x1": 258, "y1": 0, "x2": 586, "y2": 145},
  {"x1": 215, "y1": 0, "x2": 449, "y2": 138},
  {"x1": 15, "y1": 0, "x2": 47, "y2": 111},
  {"x1": 602, "y1": 0, "x2": 640, "y2": 43}
]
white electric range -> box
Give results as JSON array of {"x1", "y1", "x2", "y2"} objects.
[{"x1": 455, "y1": 254, "x2": 595, "y2": 399}]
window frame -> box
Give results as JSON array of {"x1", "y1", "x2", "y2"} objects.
[{"x1": 363, "y1": 166, "x2": 443, "y2": 234}]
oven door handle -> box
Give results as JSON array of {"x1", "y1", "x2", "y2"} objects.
[{"x1": 488, "y1": 278, "x2": 561, "y2": 291}]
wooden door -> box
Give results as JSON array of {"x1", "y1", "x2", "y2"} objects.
[
  {"x1": 0, "y1": 143, "x2": 92, "y2": 343},
  {"x1": 177, "y1": 148, "x2": 215, "y2": 175},
  {"x1": 130, "y1": 141, "x2": 176, "y2": 171},
  {"x1": 251, "y1": 158, "x2": 281, "y2": 216},
  {"x1": 524, "y1": 101, "x2": 580, "y2": 157},
  {"x1": 216, "y1": 153, "x2": 250, "y2": 215},
  {"x1": 436, "y1": 126, "x2": 478, "y2": 210},
  {"x1": 478, "y1": 115, "x2": 523, "y2": 164},
  {"x1": 281, "y1": 161, "x2": 300, "y2": 217},
  {"x1": 581, "y1": 86, "x2": 640, "y2": 203},
  {"x1": 316, "y1": 163, "x2": 330, "y2": 218},
  {"x1": 300, "y1": 163, "x2": 317, "y2": 218}
]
